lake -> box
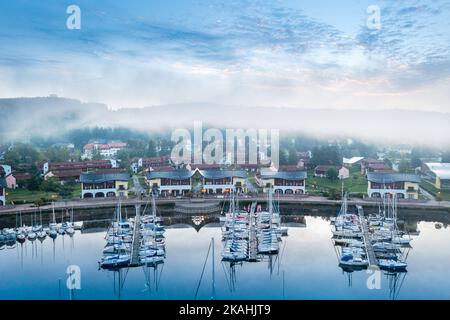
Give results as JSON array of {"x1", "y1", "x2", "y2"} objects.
[{"x1": 0, "y1": 207, "x2": 450, "y2": 300}]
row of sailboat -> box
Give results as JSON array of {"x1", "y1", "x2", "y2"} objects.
[
  {"x1": 0, "y1": 206, "x2": 78, "y2": 249},
  {"x1": 99, "y1": 195, "x2": 166, "y2": 269},
  {"x1": 331, "y1": 193, "x2": 411, "y2": 272},
  {"x1": 220, "y1": 189, "x2": 286, "y2": 261}
]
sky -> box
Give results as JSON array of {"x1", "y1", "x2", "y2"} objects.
[{"x1": 0, "y1": 0, "x2": 449, "y2": 111}]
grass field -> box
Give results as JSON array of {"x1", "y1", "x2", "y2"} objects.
[
  {"x1": 306, "y1": 167, "x2": 367, "y2": 196},
  {"x1": 6, "y1": 185, "x2": 81, "y2": 205},
  {"x1": 420, "y1": 180, "x2": 450, "y2": 201}
]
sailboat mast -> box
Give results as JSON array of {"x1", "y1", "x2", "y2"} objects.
[
  {"x1": 211, "y1": 237, "x2": 215, "y2": 300},
  {"x1": 269, "y1": 186, "x2": 273, "y2": 216},
  {"x1": 152, "y1": 193, "x2": 156, "y2": 220}
]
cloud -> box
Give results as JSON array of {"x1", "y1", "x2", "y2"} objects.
[{"x1": 0, "y1": 0, "x2": 449, "y2": 112}]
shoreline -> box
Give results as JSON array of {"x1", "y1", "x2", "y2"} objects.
[{"x1": 1, "y1": 195, "x2": 449, "y2": 216}]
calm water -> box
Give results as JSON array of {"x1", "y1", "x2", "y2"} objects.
[{"x1": 1, "y1": 214, "x2": 450, "y2": 300}]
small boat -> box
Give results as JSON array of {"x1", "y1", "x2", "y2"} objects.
[
  {"x1": 37, "y1": 231, "x2": 47, "y2": 240},
  {"x1": 378, "y1": 259, "x2": 407, "y2": 271},
  {"x1": 339, "y1": 255, "x2": 369, "y2": 269},
  {"x1": 16, "y1": 232, "x2": 26, "y2": 243},
  {"x1": 99, "y1": 254, "x2": 131, "y2": 268},
  {"x1": 391, "y1": 236, "x2": 411, "y2": 246},
  {"x1": 27, "y1": 232, "x2": 37, "y2": 241},
  {"x1": 48, "y1": 229, "x2": 58, "y2": 239},
  {"x1": 140, "y1": 256, "x2": 164, "y2": 265}
]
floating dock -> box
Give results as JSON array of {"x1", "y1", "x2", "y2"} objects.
[
  {"x1": 247, "y1": 201, "x2": 258, "y2": 262},
  {"x1": 129, "y1": 205, "x2": 142, "y2": 266},
  {"x1": 357, "y1": 205, "x2": 377, "y2": 266}
]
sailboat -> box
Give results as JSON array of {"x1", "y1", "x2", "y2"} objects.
[
  {"x1": 47, "y1": 203, "x2": 58, "y2": 239},
  {"x1": 65, "y1": 208, "x2": 75, "y2": 236},
  {"x1": 16, "y1": 211, "x2": 26, "y2": 243},
  {"x1": 27, "y1": 215, "x2": 37, "y2": 241}
]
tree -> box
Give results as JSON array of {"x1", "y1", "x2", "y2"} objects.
[
  {"x1": 398, "y1": 159, "x2": 411, "y2": 173},
  {"x1": 326, "y1": 167, "x2": 339, "y2": 180},
  {"x1": 91, "y1": 148, "x2": 103, "y2": 160},
  {"x1": 26, "y1": 175, "x2": 43, "y2": 191},
  {"x1": 287, "y1": 147, "x2": 298, "y2": 165},
  {"x1": 40, "y1": 178, "x2": 60, "y2": 193},
  {"x1": 4, "y1": 143, "x2": 41, "y2": 167},
  {"x1": 147, "y1": 140, "x2": 157, "y2": 157},
  {"x1": 45, "y1": 147, "x2": 71, "y2": 162},
  {"x1": 442, "y1": 151, "x2": 450, "y2": 163},
  {"x1": 311, "y1": 146, "x2": 342, "y2": 166},
  {"x1": 410, "y1": 154, "x2": 422, "y2": 169}
]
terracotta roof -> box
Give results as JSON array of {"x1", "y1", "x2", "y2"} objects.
[{"x1": 314, "y1": 165, "x2": 339, "y2": 172}]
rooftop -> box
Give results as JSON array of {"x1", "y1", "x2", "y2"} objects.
[
  {"x1": 367, "y1": 172, "x2": 421, "y2": 184},
  {"x1": 343, "y1": 157, "x2": 364, "y2": 165},
  {"x1": 146, "y1": 168, "x2": 248, "y2": 180},
  {"x1": 261, "y1": 170, "x2": 307, "y2": 180},
  {"x1": 80, "y1": 172, "x2": 130, "y2": 183},
  {"x1": 424, "y1": 163, "x2": 450, "y2": 179},
  {"x1": 0, "y1": 177, "x2": 6, "y2": 188}
]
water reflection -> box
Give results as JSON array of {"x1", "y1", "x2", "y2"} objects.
[{"x1": 0, "y1": 211, "x2": 450, "y2": 299}]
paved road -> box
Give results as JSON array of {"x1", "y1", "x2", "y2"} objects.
[
  {"x1": 420, "y1": 187, "x2": 435, "y2": 201},
  {"x1": 1, "y1": 195, "x2": 449, "y2": 215},
  {"x1": 130, "y1": 175, "x2": 145, "y2": 194}
]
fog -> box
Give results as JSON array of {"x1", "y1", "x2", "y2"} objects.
[{"x1": 0, "y1": 97, "x2": 449, "y2": 148}]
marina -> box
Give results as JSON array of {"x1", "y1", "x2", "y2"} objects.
[
  {"x1": 0, "y1": 197, "x2": 449, "y2": 299},
  {"x1": 332, "y1": 194, "x2": 411, "y2": 273}
]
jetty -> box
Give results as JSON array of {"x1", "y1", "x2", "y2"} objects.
[
  {"x1": 357, "y1": 205, "x2": 377, "y2": 266},
  {"x1": 248, "y1": 201, "x2": 258, "y2": 262},
  {"x1": 129, "y1": 204, "x2": 142, "y2": 266}
]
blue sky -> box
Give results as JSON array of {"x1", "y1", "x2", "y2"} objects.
[{"x1": 0, "y1": 0, "x2": 449, "y2": 111}]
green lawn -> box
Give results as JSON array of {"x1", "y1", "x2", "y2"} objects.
[
  {"x1": 420, "y1": 180, "x2": 450, "y2": 201},
  {"x1": 306, "y1": 169, "x2": 367, "y2": 196},
  {"x1": 6, "y1": 184, "x2": 81, "y2": 205}
]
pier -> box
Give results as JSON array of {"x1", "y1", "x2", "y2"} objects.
[
  {"x1": 357, "y1": 205, "x2": 377, "y2": 266},
  {"x1": 248, "y1": 201, "x2": 258, "y2": 262},
  {"x1": 130, "y1": 204, "x2": 142, "y2": 266}
]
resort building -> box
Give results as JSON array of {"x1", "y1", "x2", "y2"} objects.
[
  {"x1": 82, "y1": 142, "x2": 127, "y2": 160},
  {"x1": 80, "y1": 172, "x2": 131, "y2": 199},
  {"x1": 0, "y1": 176, "x2": 6, "y2": 206},
  {"x1": 259, "y1": 170, "x2": 307, "y2": 194},
  {"x1": 367, "y1": 172, "x2": 421, "y2": 199},
  {"x1": 145, "y1": 168, "x2": 248, "y2": 196},
  {"x1": 422, "y1": 163, "x2": 450, "y2": 190},
  {"x1": 0, "y1": 165, "x2": 17, "y2": 189},
  {"x1": 39, "y1": 160, "x2": 118, "y2": 183},
  {"x1": 338, "y1": 166, "x2": 350, "y2": 180},
  {"x1": 343, "y1": 157, "x2": 364, "y2": 167},
  {"x1": 314, "y1": 165, "x2": 339, "y2": 178},
  {"x1": 145, "y1": 169, "x2": 193, "y2": 196},
  {"x1": 130, "y1": 156, "x2": 172, "y2": 173},
  {"x1": 361, "y1": 158, "x2": 390, "y2": 174},
  {"x1": 201, "y1": 170, "x2": 248, "y2": 194}
]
